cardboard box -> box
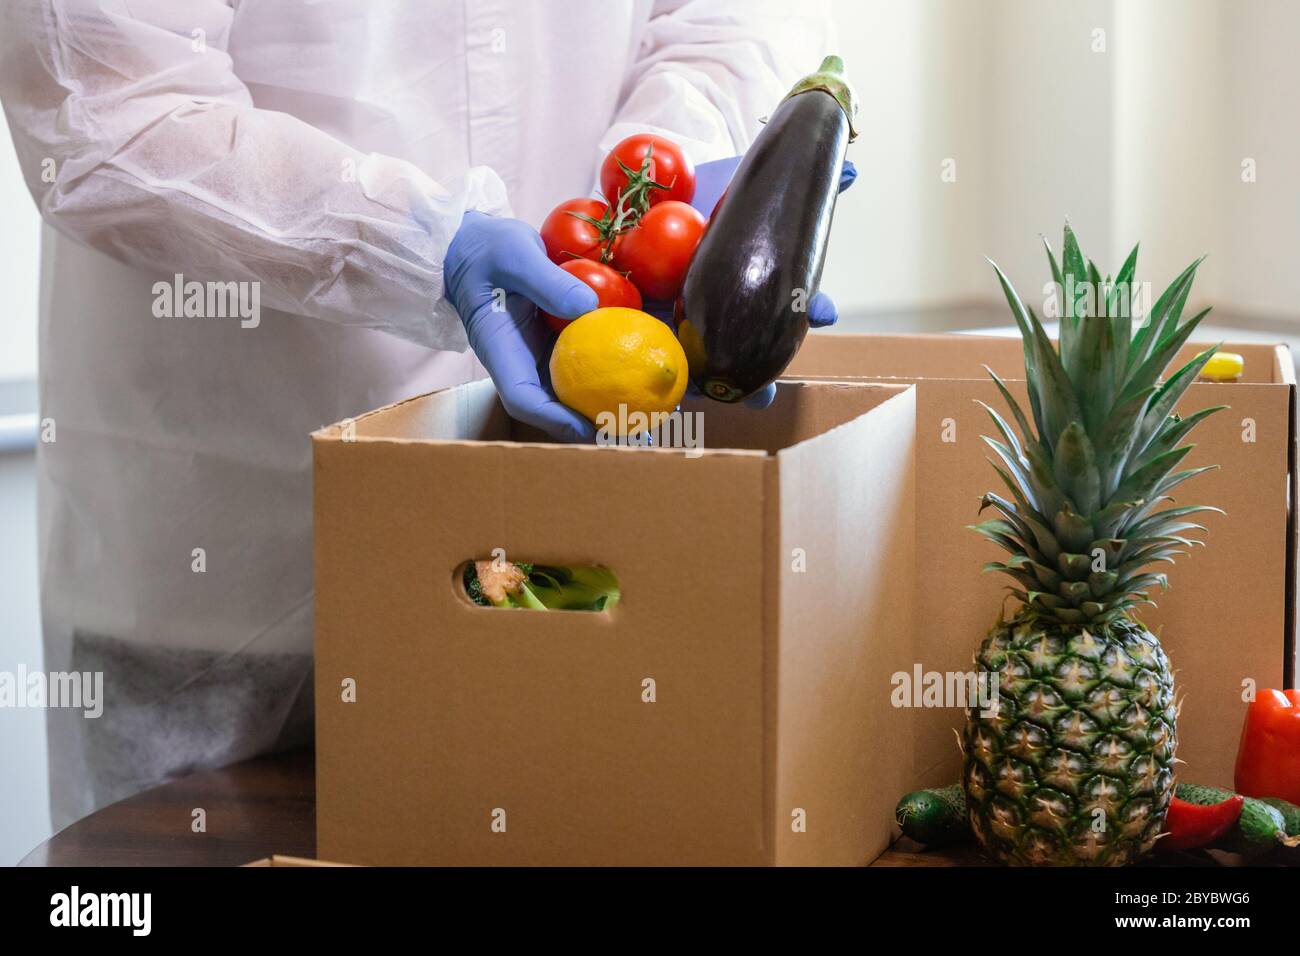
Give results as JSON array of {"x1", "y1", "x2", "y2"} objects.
[
  {"x1": 313, "y1": 379, "x2": 917, "y2": 866},
  {"x1": 788, "y1": 332, "x2": 1297, "y2": 793}
]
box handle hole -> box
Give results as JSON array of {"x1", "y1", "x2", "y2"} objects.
[{"x1": 456, "y1": 558, "x2": 620, "y2": 612}]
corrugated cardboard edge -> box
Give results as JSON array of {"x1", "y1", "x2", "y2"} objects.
[
  {"x1": 1279, "y1": 344, "x2": 1299, "y2": 686},
  {"x1": 311, "y1": 378, "x2": 768, "y2": 458},
  {"x1": 760, "y1": 450, "x2": 779, "y2": 865},
  {"x1": 242, "y1": 855, "x2": 355, "y2": 867},
  {"x1": 310, "y1": 386, "x2": 457, "y2": 440}
]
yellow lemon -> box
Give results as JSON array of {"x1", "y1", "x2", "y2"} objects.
[{"x1": 550, "y1": 307, "x2": 689, "y2": 435}]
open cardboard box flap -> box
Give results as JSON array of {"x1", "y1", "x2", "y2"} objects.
[
  {"x1": 792, "y1": 331, "x2": 1294, "y2": 385},
  {"x1": 321, "y1": 376, "x2": 902, "y2": 452},
  {"x1": 242, "y1": 855, "x2": 353, "y2": 867}
]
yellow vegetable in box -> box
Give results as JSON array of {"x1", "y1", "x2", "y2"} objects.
[{"x1": 1201, "y1": 350, "x2": 1244, "y2": 382}]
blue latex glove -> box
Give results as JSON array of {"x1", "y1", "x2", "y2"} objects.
[
  {"x1": 686, "y1": 156, "x2": 858, "y2": 410},
  {"x1": 691, "y1": 156, "x2": 857, "y2": 220},
  {"x1": 445, "y1": 212, "x2": 598, "y2": 442}
]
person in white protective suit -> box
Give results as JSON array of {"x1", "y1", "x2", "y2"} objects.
[{"x1": 0, "y1": 0, "x2": 846, "y2": 829}]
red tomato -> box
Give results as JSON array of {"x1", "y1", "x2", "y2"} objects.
[
  {"x1": 601, "y1": 134, "x2": 695, "y2": 209},
  {"x1": 540, "y1": 198, "x2": 612, "y2": 264},
  {"x1": 613, "y1": 201, "x2": 706, "y2": 302},
  {"x1": 541, "y1": 259, "x2": 643, "y2": 333}
]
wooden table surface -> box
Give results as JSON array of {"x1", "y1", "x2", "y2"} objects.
[
  {"x1": 19, "y1": 749, "x2": 314, "y2": 867},
  {"x1": 16, "y1": 749, "x2": 1271, "y2": 867}
]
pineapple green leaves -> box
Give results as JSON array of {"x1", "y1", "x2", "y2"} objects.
[{"x1": 973, "y1": 224, "x2": 1226, "y2": 625}]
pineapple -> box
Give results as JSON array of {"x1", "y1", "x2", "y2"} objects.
[{"x1": 962, "y1": 224, "x2": 1224, "y2": 866}]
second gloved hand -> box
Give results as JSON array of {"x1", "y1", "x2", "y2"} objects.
[{"x1": 445, "y1": 212, "x2": 598, "y2": 442}]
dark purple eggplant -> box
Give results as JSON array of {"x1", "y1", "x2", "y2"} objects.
[{"x1": 675, "y1": 56, "x2": 858, "y2": 402}]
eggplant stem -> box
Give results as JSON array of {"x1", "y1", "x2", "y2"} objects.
[{"x1": 783, "y1": 54, "x2": 859, "y2": 141}]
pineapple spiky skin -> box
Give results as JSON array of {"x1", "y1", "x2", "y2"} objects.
[
  {"x1": 963, "y1": 612, "x2": 1176, "y2": 866},
  {"x1": 966, "y1": 223, "x2": 1219, "y2": 865}
]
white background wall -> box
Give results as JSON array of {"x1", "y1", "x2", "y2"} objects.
[{"x1": 822, "y1": 0, "x2": 1300, "y2": 324}]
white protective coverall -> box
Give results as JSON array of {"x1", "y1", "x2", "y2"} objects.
[{"x1": 0, "y1": 0, "x2": 833, "y2": 828}]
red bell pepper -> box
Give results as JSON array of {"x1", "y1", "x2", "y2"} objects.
[
  {"x1": 1161, "y1": 793, "x2": 1244, "y2": 851},
  {"x1": 1235, "y1": 688, "x2": 1300, "y2": 805}
]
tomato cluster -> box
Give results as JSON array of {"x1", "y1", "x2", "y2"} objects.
[{"x1": 538, "y1": 134, "x2": 706, "y2": 332}]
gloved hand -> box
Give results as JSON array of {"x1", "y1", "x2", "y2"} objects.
[
  {"x1": 445, "y1": 212, "x2": 598, "y2": 442},
  {"x1": 691, "y1": 156, "x2": 857, "y2": 219},
  {"x1": 688, "y1": 156, "x2": 858, "y2": 409}
]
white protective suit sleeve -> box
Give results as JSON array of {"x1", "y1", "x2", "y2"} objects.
[
  {"x1": 0, "y1": 0, "x2": 508, "y2": 351},
  {"x1": 600, "y1": 0, "x2": 837, "y2": 167}
]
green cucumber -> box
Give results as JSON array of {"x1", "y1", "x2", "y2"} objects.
[
  {"x1": 895, "y1": 781, "x2": 1300, "y2": 854},
  {"x1": 1174, "y1": 783, "x2": 1291, "y2": 854},
  {"x1": 1227, "y1": 800, "x2": 1289, "y2": 854},
  {"x1": 1174, "y1": 782, "x2": 1238, "y2": 805},
  {"x1": 895, "y1": 785, "x2": 969, "y2": 846},
  {"x1": 1259, "y1": 797, "x2": 1300, "y2": 836}
]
